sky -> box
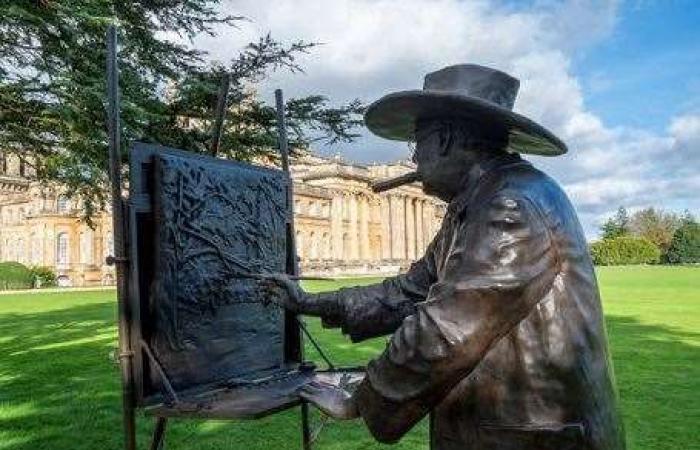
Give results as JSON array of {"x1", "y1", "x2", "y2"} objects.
[{"x1": 193, "y1": 0, "x2": 700, "y2": 238}]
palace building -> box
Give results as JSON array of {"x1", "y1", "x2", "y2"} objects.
[{"x1": 0, "y1": 152, "x2": 445, "y2": 286}]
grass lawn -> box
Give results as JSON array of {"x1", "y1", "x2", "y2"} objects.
[{"x1": 0, "y1": 266, "x2": 698, "y2": 449}]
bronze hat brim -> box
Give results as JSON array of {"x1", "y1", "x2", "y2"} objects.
[{"x1": 364, "y1": 90, "x2": 568, "y2": 156}]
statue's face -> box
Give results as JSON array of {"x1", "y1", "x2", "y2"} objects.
[{"x1": 412, "y1": 120, "x2": 473, "y2": 202}]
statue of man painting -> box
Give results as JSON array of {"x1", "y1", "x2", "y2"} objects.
[{"x1": 265, "y1": 64, "x2": 626, "y2": 450}]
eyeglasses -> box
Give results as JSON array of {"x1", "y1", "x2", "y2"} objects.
[{"x1": 408, "y1": 126, "x2": 442, "y2": 163}]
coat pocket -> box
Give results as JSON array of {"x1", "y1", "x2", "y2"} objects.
[{"x1": 477, "y1": 422, "x2": 586, "y2": 450}]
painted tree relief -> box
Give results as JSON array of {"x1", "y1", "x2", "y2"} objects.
[{"x1": 150, "y1": 153, "x2": 289, "y2": 392}]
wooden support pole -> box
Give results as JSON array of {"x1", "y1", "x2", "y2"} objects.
[
  {"x1": 275, "y1": 89, "x2": 312, "y2": 450},
  {"x1": 210, "y1": 73, "x2": 231, "y2": 157},
  {"x1": 149, "y1": 417, "x2": 168, "y2": 450},
  {"x1": 107, "y1": 24, "x2": 137, "y2": 450}
]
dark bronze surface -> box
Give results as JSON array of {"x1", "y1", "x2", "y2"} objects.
[
  {"x1": 126, "y1": 143, "x2": 360, "y2": 436},
  {"x1": 151, "y1": 151, "x2": 289, "y2": 391},
  {"x1": 312, "y1": 156, "x2": 625, "y2": 449},
  {"x1": 127, "y1": 143, "x2": 308, "y2": 415},
  {"x1": 106, "y1": 25, "x2": 136, "y2": 450},
  {"x1": 295, "y1": 65, "x2": 625, "y2": 449}
]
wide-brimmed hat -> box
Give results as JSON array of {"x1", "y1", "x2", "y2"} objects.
[{"x1": 364, "y1": 64, "x2": 567, "y2": 156}]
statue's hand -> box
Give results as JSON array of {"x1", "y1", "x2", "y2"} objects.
[
  {"x1": 299, "y1": 381, "x2": 359, "y2": 420},
  {"x1": 259, "y1": 273, "x2": 308, "y2": 313}
]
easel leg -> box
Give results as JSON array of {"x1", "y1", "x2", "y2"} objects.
[
  {"x1": 301, "y1": 402, "x2": 312, "y2": 450},
  {"x1": 150, "y1": 417, "x2": 168, "y2": 450}
]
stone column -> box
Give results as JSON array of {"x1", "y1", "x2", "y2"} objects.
[
  {"x1": 389, "y1": 195, "x2": 402, "y2": 259},
  {"x1": 359, "y1": 195, "x2": 370, "y2": 261},
  {"x1": 348, "y1": 193, "x2": 359, "y2": 260},
  {"x1": 423, "y1": 201, "x2": 434, "y2": 242},
  {"x1": 415, "y1": 199, "x2": 424, "y2": 255},
  {"x1": 405, "y1": 196, "x2": 416, "y2": 260},
  {"x1": 330, "y1": 193, "x2": 343, "y2": 260},
  {"x1": 380, "y1": 195, "x2": 391, "y2": 260}
]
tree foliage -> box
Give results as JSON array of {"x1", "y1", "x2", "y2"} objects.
[
  {"x1": 0, "y1": 1, "x2": 364, "y2": 222},
  {"x1": 589, "y1": 236, "x2": 661, "y2": 266},
  {"x1": 600, "y1": 206, "x2": 630, "y2": 240},
  {"x1": 628, "y1": 207, "x2": 681, "y2": 253},
  {"x1": 664, "y1": 215, "x2": 700, "y2": 264}
]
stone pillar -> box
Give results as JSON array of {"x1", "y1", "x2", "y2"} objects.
[
  {"x1": 397, "y1": 195, "x2": 407, "y2": 259},
  {"x1": 424, "y1": 202, "x2": 434, "y2": 242},
  {"x1": 331, "y1": 194, "x2": 343, "y2": 260},
  {"x1": 405, "y1": 196, "x2": 415, "y2": 260},
  {"x1": 359, "y1": 196, "x2": 370, "y2": 261},
  {"x1": 380, "y1": 195, "x2": 391, "y2": 260},
  {"x1": 349, "y1": 194, "x2": 359, "y2": 260},
  {"x1": 415, "y1": 199, "x2": 424, "y2": 255},
  {"x1": 389, "y1": 195, "x2": 402, "y2": 259}
]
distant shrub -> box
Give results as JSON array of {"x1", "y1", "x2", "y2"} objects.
[
  {"x1": 0, "y1": 262, "x2": 34, "y2": 290},
  {"x1": 590, "y1": 236, "x2": 661, "y2": 266},
  {"x1": 30, "y1": 266, "x2": 58, "y2": 288},
  {"x1": 664, "y1": 220, "x2": 700, "y2": 264}
]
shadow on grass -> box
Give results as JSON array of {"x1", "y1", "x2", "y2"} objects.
[
  {"x1": 0, "y1": 301, "x2": 697, "y2": 450},
  {"x1": 604, "y1": 315, "x2": 700, "y2": 450}
]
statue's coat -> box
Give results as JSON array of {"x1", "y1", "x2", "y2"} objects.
[{"x1": 314, "y1": 154, "x2": 625, "y2": 450}]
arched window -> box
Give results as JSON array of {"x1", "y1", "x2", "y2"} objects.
[
  {"x1": 80, "y1": 230, "x2": 93, "y2": 265},
  {"x1": 57, "y1": 196, "x2": 70, "y2": 213},
  {"x1": 56, "y1": 232, "x2": 69, "y2": 265}
]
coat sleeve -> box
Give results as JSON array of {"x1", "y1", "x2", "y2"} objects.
[
  {"x1": 354, "y1": 193, "x2": 560, "y2": 443},
  {"x1": 307, "y1": 230, "x2": 441, "y2": 342}
]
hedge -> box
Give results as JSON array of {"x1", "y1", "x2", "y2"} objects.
[
  {"x1": 0, "y1": 261, "x2": 34, "y2": 290},
  {"x1": 589, "y1": 236, "x2": 661, "y2": 266},
  {"x1": 30, "y1": 266, "x2": 58, "y2": 288}
]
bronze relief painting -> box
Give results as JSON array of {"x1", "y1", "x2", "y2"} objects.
[{"x1": 149, "y1": 151, "x2": 290, "y2": 393}]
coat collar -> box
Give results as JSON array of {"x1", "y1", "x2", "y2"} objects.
[{"x1": 446, "y1": 153, "x2": 529, "y2": 218}]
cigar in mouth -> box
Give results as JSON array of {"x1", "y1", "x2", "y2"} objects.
[{"x1": 371, "y1": 171, "x2": 421, "y2": 193}]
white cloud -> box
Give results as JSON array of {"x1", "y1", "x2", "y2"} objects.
[{"x1": 194, "y1": 0, "x2": 697, "y2": 238}]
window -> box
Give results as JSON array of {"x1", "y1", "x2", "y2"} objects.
[
  {"x1": 56, "y1": 232, "x2": 69, "y2": 265},
  {"x1": 309, "y1": 231, "x2": 318, "y2": 260},
  {"x1": 57, "y1": 196, "x2": 70, "y2": 213},
  {"x1": 80, "y1": 230, "x2": 93, "y2": 265},
  {"x1": 104, "y1": 232, "x2": 114, "y2": 259},
  {"x1": 295, "y1": 231, "x2": 304, "y2": 259}
]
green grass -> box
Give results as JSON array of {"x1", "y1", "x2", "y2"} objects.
[{"x1": 0, "y1": 267, "x2": 698, "y2": 449}]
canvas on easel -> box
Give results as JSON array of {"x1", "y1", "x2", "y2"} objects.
[{"x1": 127, "y1": 143, "x2": 308, "y2": 416}]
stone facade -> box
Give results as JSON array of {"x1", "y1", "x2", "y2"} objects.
[{"x1": 0, "y1": 152, "x2": 445, "y2": 286}]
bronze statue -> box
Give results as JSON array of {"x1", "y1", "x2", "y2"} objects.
[{"x1": 264, "y1": 64, "x2": 626, "y2": 450}]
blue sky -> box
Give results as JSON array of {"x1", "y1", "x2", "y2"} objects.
[
  {"x1": 198, "y1": 0, "x2": 700, "y2": 237},
  {"x1": 573, "y1": 0, "x2": 700, "y2": 132}
]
